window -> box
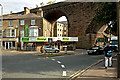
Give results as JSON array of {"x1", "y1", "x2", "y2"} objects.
[
  {"x1": 60, "y1": 34, "x2": 61, "y2": 36},
  {"x1": 0, "y1": 20, "x2": 2, "y2": 26},
  {"x1": 20, "y1": 30, "x2": 24, "y2": 37},
  {"x1": 6, "y1": 29, "x2": 16, "y2": 37},
  {"x1": 9, "y1": 21, "x2": 13, "y2": 26},
  {"x1": 58, "y1": 34, "x2": 59, "y2": 36},
  {"x1": 58, "y1": 29, "x2": 59, "y2": 31},
  {"x1": 60, "y1": 29, "x2": 61, "y2": 31},
  {"x1": 0, "y1": 30, "x2": 2, "y2": 38},
  {"x1": 20, "y1": 20, "x2": 24, "y2": 25},
  {"x1": 29, "y1": 28, "x2": 38, "y2": 37},
  {"x1": 31, "y1": 20, "x2": 35, "y2": 25}
]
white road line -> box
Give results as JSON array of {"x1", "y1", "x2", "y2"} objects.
[
  {"x1": 46, "y1": 57, "x2": 49, "y2": 58},
  {"x1": 62, "y1": 71, "x2": 67, "y2": 76},
  {"x1": 51, "y1": 58, "x2": 55, "y2": 61},
  {"x1": 61, "y1": 65, "x2": 65, "y2": 68},
  {"x1": 57, "y1": 61, "x2": 61, "y2": 64}
]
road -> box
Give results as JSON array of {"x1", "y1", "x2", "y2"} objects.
[{"x1": 2, "y1": 52, "x2": 106, "y2": 79}]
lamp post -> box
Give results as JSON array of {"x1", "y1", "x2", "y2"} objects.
[
  {"x1": 108, "y1": 21, "x2": 114, "y2": 42},
  {"x1": 117, "y1": 2, "x2": 120, "y2": 78}
]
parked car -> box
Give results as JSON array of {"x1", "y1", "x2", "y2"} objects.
[
  {"x1": 87, "y1": 46, "x2": 104, "y2": 55},
  {"x1": 40, "y1": 46, "x2": 60, "y2": 53}
]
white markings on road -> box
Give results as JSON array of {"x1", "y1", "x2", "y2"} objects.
[
  {"x1": 51, "y1": 58, "x2": 55, "y2": 61},
  {"x1": 46, "y1": 57, "x2": 49, "y2": 59},
  {"x1": 62, "y1": 71, "x2": 67, "y2": 77},
  {"x1": 61, "y1": 65, "x2": 65, "y2": 68},
  {"x1": 57, "y1": 61, "x2": 61, "y2": 64}
]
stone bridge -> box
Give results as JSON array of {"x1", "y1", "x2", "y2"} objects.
[{"x1": 33, "y1": 2, "x2": 103, "y2": 49}]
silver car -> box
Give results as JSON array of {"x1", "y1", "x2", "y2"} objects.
[{"x1": 43, "y1": 46, "x2": 60, "y2": 53}]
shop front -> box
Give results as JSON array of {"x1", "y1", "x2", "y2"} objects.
[{"x1": 21, "y1": 37, "x2": 78, "y2": 52}]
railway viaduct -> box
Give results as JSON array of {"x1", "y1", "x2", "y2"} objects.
[{"x1": 40, "y1": 2, "x2": 103, "y2": 49}]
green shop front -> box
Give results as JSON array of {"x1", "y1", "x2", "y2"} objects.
[{"x1": 21, "y1": 37, "x2": 78, "y2": 52}]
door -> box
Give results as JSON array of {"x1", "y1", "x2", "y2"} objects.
[
  {"x1": 5, "y1": 42, "x2": 12, "y2": 50},
  {"x1": 5, "y1": 42, "x2": 9, "y2": 49}
]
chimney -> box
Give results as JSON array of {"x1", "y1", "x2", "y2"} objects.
[
  {"x1": 37, "y1": 8, "x2": 43, "y2": 17},
  {"x1": 24, "y1": 7, "x2": 30, "y2": 14}
]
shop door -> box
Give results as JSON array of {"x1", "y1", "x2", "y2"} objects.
[{"x1": 5, "y1": 42, "x2": 12, "y2": 50}]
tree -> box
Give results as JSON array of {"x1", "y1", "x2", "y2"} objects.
[
  {"x1": 93, "y1": 2, "x2": 117, "y2": 35},
  {"x1": 47, "y1": 0, "x2": 56, "y2": 5},
  {"x1": 40, "y1": 2, "x2": 44, "y2": 7},
  {"x1": 10, "y1": 11, "x2": 12, "y2": 14},
  {"x1": 36, "y1": 5, "x2": 38, "y2": 8}
]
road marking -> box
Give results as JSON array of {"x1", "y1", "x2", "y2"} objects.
[
  {"x1": 68, "y1": 59, "x2": 104, "y2": 80},
  {"x1": 57, "y1": 61, "x2": 61, "y2": 64},
  {"x1": 46, "y1": 57, "x2": 49, "y2": 59},
  {"x1": 62, "y1": 71, "x2": 67, "y2": 77},
  {"x1": 61, "y1": 65, "x2": 65, "y2": 68},
  {"x1": 51, "y1": 58, "x2": 55, "y2": 61}
]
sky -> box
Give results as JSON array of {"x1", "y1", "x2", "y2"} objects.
[{"x1": 0, "y1": 0, "x2": 67, "y2": 21}]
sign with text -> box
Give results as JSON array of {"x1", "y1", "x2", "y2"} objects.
[
  {"x1": 37, "y1": 37, "x2": 47, "y2": 42},
  {"x1": 97, "y1": 38, "x2": 104, "y2": 42},
  {"x1": 22, "y1": 37, "x2": 29, "y2": 42},
  {"x1": 62, "y1": 38, "x2": 69, "y2": 41},
  {"x1": 25, "y1": 25, "x2": 28, "y2": 37}
]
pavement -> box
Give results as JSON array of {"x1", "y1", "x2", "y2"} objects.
[
  {"x1": 1, "y1": 49, "x2": 87, "y2": 55},
  {"x1": 72, "y1": 56, "x2": 119, "y2": 80}
]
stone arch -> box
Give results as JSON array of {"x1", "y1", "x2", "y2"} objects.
[{"x1": 44, "y1": 10, "x2": 69, "y2": 37}]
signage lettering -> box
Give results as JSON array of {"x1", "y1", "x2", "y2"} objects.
[
  {"x1": 22, "y1": 37, "x2": 29, "y2": 42},
  {"x1": 37, "y1": 37, "x2": 47, "y2": 41}
]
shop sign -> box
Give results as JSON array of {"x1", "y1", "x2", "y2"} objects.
[
  {"x1": 97, "y1": 38, "x2": 104, "y2": 42},
  {"x1": 29, "y1": 37, "x2": 36, "y2": 41},
  {"x1": 22, "y1": 37, "x2": 29, "y2": 42},
  {"x1": 37, "y1": 37, "x2": 47, "y2": 42},
  {"x1": 62, "y1": 38, "x2": 69, "y2": 41},
  {"x1": 69, "y1": 37, "x2": 78, "y2": 41},
  {"x1": 25, "y1": 25, "x2": 28, "y2": 37}
]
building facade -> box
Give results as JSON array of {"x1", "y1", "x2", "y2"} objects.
[{"x1": 0, "y1": 7, "x2": 78, "y2": 52}]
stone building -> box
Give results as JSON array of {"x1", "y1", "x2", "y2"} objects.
[
  {"x1": 0, "y1": 7, "x2": 78, "y2": 52},
  {"x1": 0, "y1": 7, "x2": 52, "y2": 51}
]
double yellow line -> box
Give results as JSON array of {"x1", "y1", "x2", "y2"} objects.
[{"x1": 68, "y1": 59, "x2": 104, "y2": 80}]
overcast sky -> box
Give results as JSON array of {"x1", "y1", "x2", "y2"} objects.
[{"x1": 0, "y1": 0, "x2": 67, "y2": 21}]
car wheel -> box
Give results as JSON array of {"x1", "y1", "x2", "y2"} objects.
[
  {"x1": 96, "y1": 52, "x2": 99, "y2": 55},
  {"x1": 56, "y1": 51, "x2": 59, "y2": 53}
]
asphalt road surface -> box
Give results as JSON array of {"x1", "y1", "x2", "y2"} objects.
[{"x1": 2, "y1": 52, "x2": 111, "y2": 79}]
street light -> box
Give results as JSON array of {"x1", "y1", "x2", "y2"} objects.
[{"x1": 108, "y1": 21, "x2": 114, "y2": 41}]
